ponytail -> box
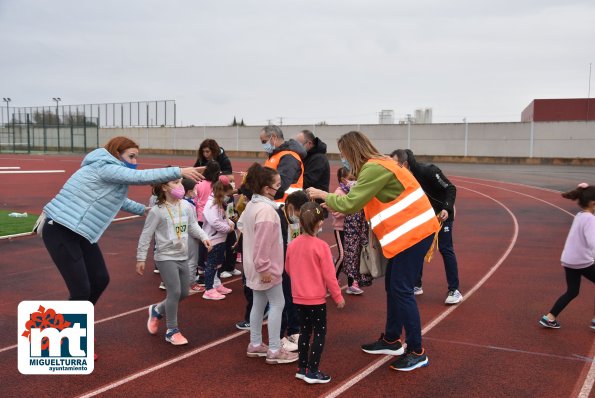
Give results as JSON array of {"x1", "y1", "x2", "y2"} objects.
[{"x1": 562, "y1": 183, "x2": 595, "y2": 208}]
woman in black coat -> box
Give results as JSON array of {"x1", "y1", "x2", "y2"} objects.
[{"x1": 194, "y1": 139, "x2": 232, "y2": 174}]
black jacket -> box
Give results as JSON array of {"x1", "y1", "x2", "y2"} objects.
[
  {"x1": 302, "y1": 137, "x2": 330, "y2": 192},
  {"x1": 269, "y1": 139, "x2": 306, "y2": 201},
  {"x1": 194, "y1": 147, "x2": 233, "y2": 174},
  {"x1": 409, "y1": 162, "x2": 457, "y2": 222}
]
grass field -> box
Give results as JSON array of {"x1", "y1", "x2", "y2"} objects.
[{"x1": 0, "y1": 210, "x2": 38, "y2": 236}]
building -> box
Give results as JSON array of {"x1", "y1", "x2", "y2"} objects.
[
  {"x1": 521, "y1": 98, "x2": 595, "y2": 122},
  {"x1": 379, "y1": 109, "x2": 395, "y2": 124}
]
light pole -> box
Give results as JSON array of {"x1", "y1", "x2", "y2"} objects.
[
  {"x1": 463, "y1": 117, "x2": 468, "y2": 156},
  {"x1": 52, "y1": 97, "x2": 61, "y2": 151},
  {"x1": 2, "y1": 97, "x2": 10, "y2": 126}
]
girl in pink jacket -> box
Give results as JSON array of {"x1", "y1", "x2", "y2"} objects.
[{"x1": 286, "y1": 202, "x2": 345, "y2": 384}]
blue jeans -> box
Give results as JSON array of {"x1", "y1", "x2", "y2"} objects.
[
  {"x1": 385, "y1": 234, "x2": 433, "y2": 352},
  {"x1": 417, "y1": 220, "x2": 460, "y2": 291},
  {"x1": 205, "y1": 242, "x2": 225, "y2": 290}
]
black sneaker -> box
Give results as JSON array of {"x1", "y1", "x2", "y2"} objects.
[
  {"x1": 304, "y1": 370, "x2": 331, "y2": 384},
  {"x1": 235, "y1": 320, "x2": 250, "y2": 330},
  {"x1": 295, "y1": 367, "x2": 307, "y2": 380},
  {"x1": 389, "y1": 348, "x2": 429, "y2": 371},
  {"x1": 361, "y1": 333, "x2": 404, "y2": 355},
  {"x1": 539, "y1": 315, "x2": 560, "y2": 329}
]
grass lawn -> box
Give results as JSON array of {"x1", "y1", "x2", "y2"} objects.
[{"x1": 0, "y1": 210, "x2": 38, "y2": 236}]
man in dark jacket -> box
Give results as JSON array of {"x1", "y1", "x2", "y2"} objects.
[
  {"x1": 295, "y1": 130, "x2": 330, "y2": 192},
  {"x1": 391, "y1": 149, "x2": 463, "y2": 305},
  {"x1": 259, "y1": 125, "x2": 306, "y2": 201}
]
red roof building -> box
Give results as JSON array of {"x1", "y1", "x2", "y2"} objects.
[{"x1": 521, "y1": 98, "x2": 595, "y2": 122}]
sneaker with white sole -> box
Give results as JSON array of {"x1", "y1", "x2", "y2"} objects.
[
  {"x1": 413, "y1": 286, "x2": 423, "y2": 295},
  {"x1": 165, "y1": 328, "x2": 188, "y2": 345},
  {"x1": 231, "y1": 269, "x2": 242, "y2": 276},
  {"x1": 203, "y1": 288, "x2": 226, "y2": 300},
  {"x1": 445, "y1": 289, "x2": 463, "y2": 305},
  {"x1": 189, "y1": 283, "x2": 205, "y2": 294},
  {"x1": 539, "y1": 315, "x2": 560, "y2": 329},
  {"x1": 346, "y1": 282, "x2": 364, "y2": 295},
  {"x1": 281, "y1": 337, "x2": 298, "y2": 352},
  {"x1": 295, "y1": 367, "x2": 307, "y2": 380},
  {"x1": 159, "y1": 282, "x2": 166, "y2": 290},
  {"x1": 304, "y1": 370, "x2": 331, "y2": 384},
  {"x1": 389, "y1": 348, "x2": 429, "y2": 371},
  {"x1": 153, "y1": 268, "x2": 160, "y2": 274},
  {"x1": 361, "y1": 333, "x2": 404, "y2": 355},
  {"x1": 147, "y1": 304, "x2": 162, "y2": 335},
  {"x1": 236, "y1": 320, "x2": 250, "y2": 330},
  {"x1": 247, "y1": 343, "x2": 269, "y2": 357},
  {"x1": 216, "y1": 285, "x2": 232, "y2": 295},
  {"x1": 266, "y1": 347, "x2": 299, "y2": 364},
  {"x1": 219, "y1": 271, "x2": 233, "y2": 279}
]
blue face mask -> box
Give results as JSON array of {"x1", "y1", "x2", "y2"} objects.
[
  {"x1": 262, "y1": 139, "x2": 274, "y2": 154},
  {"x1": 122, "y1": 159, "x2": 137, "y2": 169},
  {"x1": 340, "y1": 156, "x2": 350, "y2": 171}
]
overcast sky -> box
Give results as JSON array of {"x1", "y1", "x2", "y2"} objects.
[{"x1": 1, "y1": 0, "x2": 594, "y2": 126}]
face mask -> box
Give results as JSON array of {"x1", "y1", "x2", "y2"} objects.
[
  {"x1": 170, "y1": 185, "x2": 185, "y2": 200},
  {"x1": 122, "y1": 159, "x2": 137, "y2": 169},
  {"x1": 289, "y1": 214, "x2": 299, "y2": 224},
  {"x1": 262, "y1": 138, "x2": 274, "y2": 154},
  {"x1": 340, "y1": 156, "x2": 350, "y2": 171},
  {"x1": 347, "y1": 180, "x2": 356, "y2": 187}
]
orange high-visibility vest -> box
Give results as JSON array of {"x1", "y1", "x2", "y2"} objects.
[
  {"x1": 363, "y1": 158, "x2": 440, "y2": 258},
  {"x1": 264, "y1": 150, "x2": 304, "y2": 203}
]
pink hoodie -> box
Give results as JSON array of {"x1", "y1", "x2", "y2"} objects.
[
  {"x1": 195, "y1": 180, "x2": 213, "y2": 222},
  {"x1": 285, "y1": 234, "x2": 343, "y2": 305}
]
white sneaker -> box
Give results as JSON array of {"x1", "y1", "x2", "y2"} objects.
[
  {"x1": 153, "y1": 268, "x2": 160, "y2": 274},
  {"x1": 220, "y1": 271, "x2": 233, "y2": 279},
  {"x1": 159, "y1": 282, "x2": 166, "y2": 290},
  {"x1": 413, "y1": 286, "x2": 423, "y2": 295},
  {"x1": 231, "y1": 269, "x2": 242, "y2": 276},
  {"x1": 281, "y1": 337, "x2": 298, "y2": 352},
  {"x1": 445, "y1": 289, "x2": 463, "y2": 305}
]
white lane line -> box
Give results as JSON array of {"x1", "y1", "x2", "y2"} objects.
[
  {"x1": 578, "y1": 341, "x2": 595, "y2": 397},
  {"x1": 0, "y1": 166, "x2": 20, "y2": 169},
  {"x1": 451, "y1": 175, "x2": 562, "y2": 194},
  {"x1": 322, "y1": 185, "x2": 519, "y2": 398},
  {"x1": 76, "y1": 330, "x2": 247, "y2": 398},
  {"x1": 0, "y1": 276, "x2": 243, "y2": 354},
  {"x1": 0, "y1": 170, "x2": 65, "y2": 174}
]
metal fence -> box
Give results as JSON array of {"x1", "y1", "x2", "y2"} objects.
[
  {"x1": 1, "y1": 100, "x2": 176, "y2": 128},
  {"x1": 0, "y1": 112, "x2": 99, "y2": 153}
]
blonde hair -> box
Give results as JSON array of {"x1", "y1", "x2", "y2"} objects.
[{"x1": 337, "y1": 131, "x2": 385, "y2": 176}]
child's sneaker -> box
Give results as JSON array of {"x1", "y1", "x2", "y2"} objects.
[
  {"x1": 231, "y1": 269, "x2": 242, "y2": 276},
  {"x1": 591, "y1": 319, "x2": 595, "y2": 330},
  {"x1": 159, "y1": 282, "x2": 166, "y2": 290},
  {"x1": 189, "y1": 283, "x2": 205, "y2": 294},
  {"x1": 295, "y1": 367, "x2": 307, "y2": 380},
  {"x1": 236, "y1": 320, "x2": 250, "y2": 330},
  {"x1": 539, "y1": 315, "x2": 560, "y2": 329},
  {"x1": 265, "y1": 347, "x2": 299, "y2": 364},
  {"x1": 147, "y1": 304, "x2": 162, "y2": 335},
  {"x1": 281, "y1": 337, "x2": 298, "y2": 352},
  {"x1": 153, "y1": 268, "x2": 160, "y2": 274},
  {"x1": 246, "y1": 343, "x2": 269, "y2": 358},
  {"x1": 361, "y1": 333, "x2": 404, "y2": 355},
  {"x1": 216, "y1": 285, "x2": 233, "y2": 295},
  {"x1": 346, "y1": 281, "x2": 364, "y2": 295},
  {"x1": 304, "y1": 370, "x2": 331, "y2": 384},
  {"x1": 389, "y1": 348, "x2": 429, "y2": 371},
  {"x1": 203, "y1": 288, "x2": 225, "y2": 300},
  {"x1": 445, "y1": 289, "x2": 463, "y2": 305},
  {"x1": 413, "y1": 286, "x2": 423, "y2": 295},
  {"x1": 165, "y1": 328, "x2": 188, "y2": 345},
  {"x1": 220, "y1": 271, "x2": 233, "y2": 279},
  {"x1": 196, "y1": 275, "x2": 205, "y2": 286}
]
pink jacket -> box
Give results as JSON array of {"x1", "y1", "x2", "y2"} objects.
[
  {"x1": 285, "y1": 234, "x2": 343, "y2": 305},
  {"x1": 195, "y1": 180, "x2": 213, "y2": 222},
  {"x1": 331, "y1": 186, "x2": 347, "y2": 231}
]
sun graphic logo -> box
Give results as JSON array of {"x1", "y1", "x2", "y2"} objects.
[{"x1": 18, "y1": 301, "x2": 94, "y2": 374}]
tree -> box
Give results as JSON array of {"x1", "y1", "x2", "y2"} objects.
[{"x1": 231, "y1": 116, "x2": 237, "y2": 126}]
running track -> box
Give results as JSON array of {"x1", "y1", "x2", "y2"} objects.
[{"x1": 0, "y1": 153, "x2": 593, "y2": 397}]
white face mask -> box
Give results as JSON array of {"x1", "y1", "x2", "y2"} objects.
[{"x1": 288, "y1": 213, "x2": 299, "y2": 224}]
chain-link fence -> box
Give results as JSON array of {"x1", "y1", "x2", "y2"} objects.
[
  {"x1": 0, "y1": 112, "x2": 99, "y2": 153},
  {"x1": 1, "y1": 100, "x2": 175, "y2": 129}
]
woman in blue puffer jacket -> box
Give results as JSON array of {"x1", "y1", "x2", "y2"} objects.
[{"x1": 42, "y1": 136, "x2": 205, "y2": 307}]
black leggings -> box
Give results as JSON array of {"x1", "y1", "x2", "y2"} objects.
[
  {"x1": 42, "y1": 220, "x2": 109, "y2": 304},
  {"x1": 550, "y1": 264, "x2": 595, "y2": 317},
  {"x1": 296, "y1": 304, "x2": 327, "y2": 373}
]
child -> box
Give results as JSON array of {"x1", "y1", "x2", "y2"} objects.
[
  {"x1": 202, "y1": 175, "x2": 236, "y2": 300},
  {"x1": 331, "y1": 167, "x2": 364, "y2": 295},
  {"x1": 182, "y1": 178, "x2": 205, "y2": 294},
  {"x1": 540, "y1": 183, "x2": 595, "y2": 329},
  {"x1": 219, "y1": 173, "x2": 242, "y2": 278},
  {"x1": 285, "y1": 202, "x2": 345, "y2": 384},
  {"x1": 136, "y1": 178, "x2": 212, "y2": 345}
]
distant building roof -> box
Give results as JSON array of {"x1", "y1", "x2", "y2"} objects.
[{"x1": 521, "y1": 98, "x2": 595, "y2": 122}]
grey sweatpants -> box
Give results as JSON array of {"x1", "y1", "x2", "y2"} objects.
[
  {"x1": 187, "y1": 238, "x2": 199, "y2": 285},
  {"x1": 250, "y1": 283, "x2": 285, "y2": 351},
  {"x1": 155, "y1": 260, "x2": 191, "y2": 329}
]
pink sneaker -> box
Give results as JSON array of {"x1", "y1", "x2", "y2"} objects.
[
  {"x1": 265, "y1": 347, "x2": 299, "y2": 364},
  {"x1": 147, "y1": 304, "x2": 162, "y2": 335},
  {"x1": 165, "y1": 328, "x2": 188, "y2": 345},
  {"x1": 216, "y1": 285, "x2": 232, "y2": 295},
  {"x1": 246, "y1": 343, "x2": 269, "y2": 358},
  {"x1": 203, "y1": 288, "x2": 225, "y2": 300}
]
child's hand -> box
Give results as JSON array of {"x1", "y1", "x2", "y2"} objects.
[
  {"x1": 136, "y1": 261, "x2": 145, "y2": 275},
  {"x1": 204, "y1": 239, "x2": 213, "y2": 252},
  {"x1": 260, "y1": 271, "x2": 272, "y2": 284},
  {"x1": 337, "y1": 297, "x2": 346, "y2": 309}
]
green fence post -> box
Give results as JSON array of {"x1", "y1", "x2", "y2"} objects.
[
  {"x1": 27, "y1": 114, "x2": 31, "y2": 153},
  {"x1": 70, "y1": 117, "x2": 74, "y2": 152}
]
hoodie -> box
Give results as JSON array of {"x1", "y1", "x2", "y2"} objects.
[
  {"x1": 302, "y1": 137, "x2": 330, "y2": 192},
  {"x1": 44, "y1": 148, "x2": 181, "y2": 243},
  {"x1": 269, "y1": 139, "x2": 307, "y2": 201},
  {"x1": 194, "y1": 147, "x2": 233, "y2": 174}
]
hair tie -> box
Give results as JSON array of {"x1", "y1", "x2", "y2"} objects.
[
  {"x1": 218, "y1": 175, "x2": 230, "y2": 186},
  {"x1": 577, "y1": 182, "x2": 588, "y2": 189}
]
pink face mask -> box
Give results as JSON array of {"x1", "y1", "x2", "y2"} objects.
[{"x1": 170, "y1": 185, "x2": 185, "y2": 200}]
